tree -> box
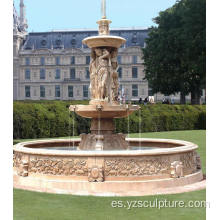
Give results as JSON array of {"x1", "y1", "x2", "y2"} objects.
[{"x1": 143, "y1": 0, "x2": 206, "y2": 104}]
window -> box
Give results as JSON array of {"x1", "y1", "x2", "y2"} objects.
[
  {"x1": 56, "y1": 57, "x2": 60, "y2": 65},
  {"x1": 133, "y1": 56, "x2": 137, "y2": 64},
  {"x1": 70, "y1": 56, "x2": 75, "y2": 65},
  {"x1": 119, "y1": 85, "x2": 125, "y2": 97},
  {"x1": 55, "y1": 85, "x2": 60, "y2": 97},
  {"x1": 118, "y1": 67, "x2": 122, "y2": 78},
  {"x1": 25, "y1": 69, "x2": 30, "y2": 79},
  {"x1": 68, "y1": 86, "x2": 73, "y2": 97},
  {"x1": 55, "y1": 69, "x2": 61, "y2": 79},
  {"x1": 25, "y1": 57, "x2": 30, "y2": 65},
  {"x1": 70, "y1": 68, "x2": 75, "y2": 79},
  {"x1": 117, "y1": 56, "x2": 121, "y2": 64},
  {"x1": 132, "y1": 84, "x2": 138, "y2": 97},
  {"x1": 83, "y1": 85, "x2": 88, "y2": 98},
  {"x1": 40, "y1": 86, "x2": 45, "y2": 98},
  {"x1": 71, "y1": 39, "x2": 76, "y2": 47},
  {"x1": 132, "y1": 67, "x2": 138, "y2": 78},
  {"x1": 25, "y1": 86, "x2": 31, "y2": 97},
  {"x1": 132, "y1": 33, "x2": 137, "y2": 45},
  {"x1": 85, "y1": 68, "x2": 90, "y2": 79},
  {"x1": 40, "y1": 57, "x2": 45, "y2": 65},
  {"x1": 86, "y1": 56, "x2": 90, "y2": 65},
  {"x1": 40, "y1": 69, "x2": 45, "y2": 79}
]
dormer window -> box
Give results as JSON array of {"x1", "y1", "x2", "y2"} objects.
[
  {"x1": 132, "y1": 33, "x2": 137, "y2": 45},
  {"x1": 41, "y1": 40, "x2": 47, "y2": 46}
]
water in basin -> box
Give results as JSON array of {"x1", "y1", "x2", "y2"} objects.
[{"x1": 36, "y1": 146, "x2": 161, "y2": 151}]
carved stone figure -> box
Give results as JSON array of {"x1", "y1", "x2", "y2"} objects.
[
  {"x1": 88, "y1": 166, "x2": 104, "y2": 182},
  {"x1": 110, "y1": 48, "x2": 119, "y2": 101},
  {"x1": 170, "y1": 161, "x2": 184, "y2": 178},
  {"x1": 89, "y1": 47, "x2": 120, "y2": 103},
  {"x1": 95, "y1": 48, "x2": 111, "y2": 100},
  {"x1": 89, "y1": 49, "x2": 97, "y2": 99},
  {"x1": 19, "y1": 158, "x2": 29, "y2": 177}
]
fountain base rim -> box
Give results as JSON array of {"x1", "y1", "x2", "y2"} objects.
[{"x1": 13, "y1": 170, "x2": 205, "y2": 196}]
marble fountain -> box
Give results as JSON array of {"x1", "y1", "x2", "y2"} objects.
[{"x1": 13, "y1": 0, "x2": 205, "y2": 196}]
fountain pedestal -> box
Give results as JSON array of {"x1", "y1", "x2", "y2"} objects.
[
  {"x1": 69, "y1": 15, "x2": 134, "y2": 150},
  {"x1": 70, "y1": 103, "x2": 139, "y2": 150}
]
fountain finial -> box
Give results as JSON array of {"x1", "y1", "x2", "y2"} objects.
[
  {"x1": 97, "y1": 0, "x2": 111, "y2": 36},
  {"x1": 101, "y1": 0, "x2": 106, "y2": 19}
]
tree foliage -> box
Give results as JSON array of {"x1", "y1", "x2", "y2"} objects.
[{"x1": 143, "y1": 0, "x2": 206, "y2": 104}]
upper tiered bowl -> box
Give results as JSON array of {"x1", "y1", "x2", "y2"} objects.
[
  {"x1": 82, "y1": 35, "x2": 126, "y2": 48},
  {"x1": 69, "y1": 104, "x2": 140, "y2": 118}
]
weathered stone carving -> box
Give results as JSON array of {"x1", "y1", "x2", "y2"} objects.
[
  {"x1": 89, "y1": 49, "x2": 98, "y2": 99},
  {"x1": 195, "y1": 152, "x2": 202, "y2": 170},
  {"x1": 13, "y1": 152, "x2": 29, "y2": 177},
  {"x1": 170, "y1": 161, "x2": 184, "y2": 178},
  {"x1": 88, "y1": 166, "x2": 104, "y2": 182},
  {"x1": 95, "y1": 135, "x2": 104, "y2": 150},
  {"x1": 96, "y1": 48, "x2": 110, "y2": 100},
  {"x1": 19, "y1": 159, "x2": 29, "y2": 177},
  {"x1": 110, "y1": 48, "x2": 119, "y2": 101},
  {"x1": 14, "y1": 150, "x2": 199, "y2": 178},
  {"x1": 28, "y1": 157, "x2": 88, "y2": 176},
  {"x1": 79, "y1": 133, "x2": 128, "y2": 150},
  {"x1": 104, "y1": 157, "x2": 170, "y2": 176},
  {"x1": 89, "y1": 47, "x2": 119, "y2": 103},
  {"x1": 180, "y1": 151, "x2": 197, "y2": 172},
  {"x1": 13, "y1": 152, "x2": 22, "y2": 168}
]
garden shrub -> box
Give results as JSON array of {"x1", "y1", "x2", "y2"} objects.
[{"x1": 13, "y1": 101, "x2": 206, "y2": 139}]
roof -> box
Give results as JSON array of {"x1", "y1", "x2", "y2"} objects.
[{"x1": 22, "y1": 28, "x2": 149, "y2": 50}]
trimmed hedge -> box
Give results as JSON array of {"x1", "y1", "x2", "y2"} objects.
[{"x1": 13, "y1": 101, "x2": 206, "y2": 139}]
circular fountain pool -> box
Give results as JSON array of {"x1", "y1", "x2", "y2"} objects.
[{"x1": 13, "y1": 138, "x2": 204, "y2": 196}]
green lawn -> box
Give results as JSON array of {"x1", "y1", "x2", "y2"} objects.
[{"x1": 14, "y1": 130, "x2": 206, "y2": 220}]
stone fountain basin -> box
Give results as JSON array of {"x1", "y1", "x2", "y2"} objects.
[
  {"x1": 82, "y1": 35, "x2": 126, "y2": 48},
  {"x1": 69, "y1": 104, "x2": 140, "y2": 118},
  {"x1": 13, "y1": 138, "x2": 201, "y2": 180},
  {"x1": 13, "y1": 138, "x2": 203, "y2": 196}
]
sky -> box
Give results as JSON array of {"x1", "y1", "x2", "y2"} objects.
[{"x1": 14, "y1": 0, "x2": 177, "y2": 32}]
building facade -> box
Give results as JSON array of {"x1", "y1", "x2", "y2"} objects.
[
  {"x1": 13, "y1": 1, "x2": 205, "y2": 103},
  {"x1": 13, "y1": 1, "x2": 149, "y2": 101},
  {"x1": 17, "y1": 31, "x2": 148, "y2": 101}
]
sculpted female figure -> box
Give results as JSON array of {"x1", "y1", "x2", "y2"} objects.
[
  {"x1": 110, "y1": 48, "x2": 119, "y2": 101},
  {"x1": 95, "y1": 48, "x2": 111, "y2": 100},
  {"x1": 89, "y1": 49, "x2": 97, "y2": 99}
]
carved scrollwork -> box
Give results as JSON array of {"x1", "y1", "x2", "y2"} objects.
[
  {"x1": 180, "y1": 151, "x2": 197, "y2": 172},
  {"x1": 104, "y1": 157, "x2": 171, "y2": 176},
  {"x1": 28, "y1": 157, "x2": 88, "y2": 176}
]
